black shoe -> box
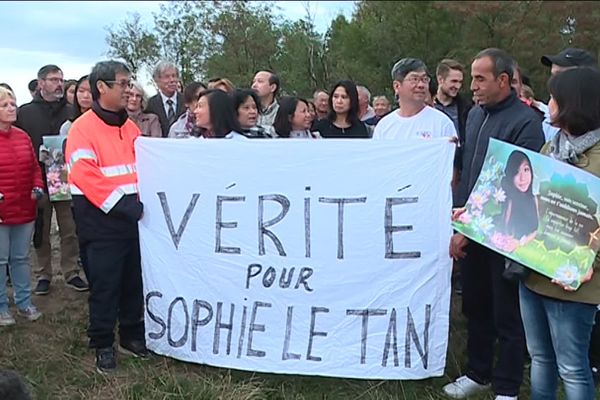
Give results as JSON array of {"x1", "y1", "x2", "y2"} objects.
[
  {"x1": 95, "y1": 347, "x2": 116, "y2": 374},
  {"x1": 66, "y1": 276, "x2": 89, "y2": 292},
  {"x1": 118, "y1": 339, "x2": 150, "y2": 359},
  {"x1": 34, "y1": 279, "x2": 50, "y2": 295},
  {"x1": 592, "y1": 366, "x2": 599, "y2": 386}
]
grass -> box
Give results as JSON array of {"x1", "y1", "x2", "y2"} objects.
[
  {"x1": 1, "y1": 231, "x2": 596, "y2": 400},
  {"x1": 0, "y1": 281, "x2": 503, "y2": 400}
]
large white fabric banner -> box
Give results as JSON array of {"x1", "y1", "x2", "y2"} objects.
[{"x1": 136, "y1": 138, "x2": 455, "y2": 380}]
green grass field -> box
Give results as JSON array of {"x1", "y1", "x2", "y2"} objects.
[{"x1": 0, "y1": 282, "x2": 511, "y2": 400}]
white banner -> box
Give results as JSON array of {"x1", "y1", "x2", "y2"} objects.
[{"x1": 136, "y1": 138, "x2": 455, "y2": 380}]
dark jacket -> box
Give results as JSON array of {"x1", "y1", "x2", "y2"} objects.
[
  {"x1": 435, "y1": 93, "x2": 473, "y2": 169},
  {"x1": 16, "y1": 94, "x2": 71, "y2": 190},
  {"x1": 313, "y1": 119, "x2": 370, "y2": 138},
  {"x1": 15, "y1": 94, "x2": 71, "y2": 158},
  {"x1": 455, "y1": 90, "x2": 544, "y2": 207},
  {"x1": 145, "y1": 92, "x2": 185, "y2": 137}
]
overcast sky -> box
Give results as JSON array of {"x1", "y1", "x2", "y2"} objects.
[{"x1": 1, "y1": 1, "x2": 355, "y2": 105}]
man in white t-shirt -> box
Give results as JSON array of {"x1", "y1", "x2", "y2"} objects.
[{"x1": 373, "y1": 58, "x2": 457, "y2": 141}]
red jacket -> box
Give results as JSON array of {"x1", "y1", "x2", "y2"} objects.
[{"x1": 0, "y1": 126, "x2": 43, "y2": 224}]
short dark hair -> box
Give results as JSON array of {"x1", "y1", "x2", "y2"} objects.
[
  {"x1": 327, "y1": 80, "x2": 361, "y2": 125},
  {"x1": 548, "y1": 67, "x2": 600, "y2": 137},
  {"x1": 436, "y1": 59, "x2": 464, "y2": 79},
  {"x1": 256, "y1": 70, "x2": 280, "y2": 97},
  {"x1": 70, "y1": 75, "x2": 89, "y2": 122},
  {"x1": 232, "y1": 89, "x2": 260, "y2": 116},
  {"x1": 89, "y1": 60, "x2": 130, "y2": 101},
  {"x1": 474, "y1": 48, "x2": 514, "y2": 81},
  {"x1": 37, "y1": 64, "x2": 62, "y2": 80},
  {"x1": 428, "y1": 73, "x2": 438, "y2": 99},
  {"x1": 183, "y1": 81, "x2": 207, "y2": 105},
  {"x1": 0, "y1": 369, "x2": 32, "y2": 400},
  {"x1": 273, "y1": 96, "x2": 308, "y2": 138},
  {"x1": 28, "y1": 79, "x2": 38, "y2": 92},
  {"x1": 197, "y1": 89, "x2": 241, "y2": 138},
  {"x1": 391, "y1": 58, "x2": 428, "y2": 81}
]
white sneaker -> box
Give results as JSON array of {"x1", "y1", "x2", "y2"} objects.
[
  {"x1": 0, "y1": 311, "x2": 16, "y2": 326},
  {"x1": 442, "y1": 375, "x2": 490, "y2": 398},
  {"x1": 495, "y1": 396, "x2": 517, "y2": 400},
  {"x1": 17, "y1": 305, "x2": 42, "y2": 321}
]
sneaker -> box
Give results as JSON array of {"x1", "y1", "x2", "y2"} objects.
[
  {"x1": 96, "y1": 347, "x2": 117, "y2": 374},
  {"x1": 118, "y1": 339, "x2": 150, "y2": 359},
  {"x1": 66, "y1": 276, "x2": 89, "y2": 292},
  {"x1": 17, "y1": 306, "x2": 42, "y2": 321},
  {"x1": 0, "y1": 311, "x2": 16, "y2": 326},
  {"x1": 34, "y1": 279, "x2": 50, "y2": 295},
  {"x1": 442, "y1": 375, "x2": 490, "y2": 399},
  {"x1": 495, "y1": 396, "x2": 517, "y2": 400},
  {"x1": 592, "y1": 366, "x2": 599, "y2": 386}
]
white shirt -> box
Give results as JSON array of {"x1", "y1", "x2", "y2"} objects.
[
  {"x1": 372, "y1": 106, "x2": 457, "y2": 140},
  {"x1": 160, "y1": 91, "x2": 178, "y2": 116}
]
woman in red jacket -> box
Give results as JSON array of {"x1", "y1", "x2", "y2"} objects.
[{"x1": 0, "y1": 86, "x2": 43, "y2": 326}]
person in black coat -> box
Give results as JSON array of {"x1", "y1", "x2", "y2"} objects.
[{"x1": 144, "y1": 61, "x2": 185, "y2": 137}]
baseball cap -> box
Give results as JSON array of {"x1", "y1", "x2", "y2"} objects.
[{"x1": 541, "y1": 48, "x2": 597, "y2": 67}]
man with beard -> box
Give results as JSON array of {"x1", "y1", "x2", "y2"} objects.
[{"x1": 16, "y1": 64, "x2": 87, "y2": 295}]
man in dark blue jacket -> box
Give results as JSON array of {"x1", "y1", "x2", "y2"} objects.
[{"x1": 444, "y1": 48, "x2": 545, "y2": 400}]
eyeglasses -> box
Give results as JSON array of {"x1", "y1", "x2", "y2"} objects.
[
  {"x1": 403, "y1": 75, "x2": 431, "y2": 85},
  {"x1": 104, "y1": 79, "x2": 132, "y2": 89},
  {"x1": 43, "y1": 77, "x2": 64, "y2": 84}
]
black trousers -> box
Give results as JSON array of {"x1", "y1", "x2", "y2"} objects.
[
  {"x1": 461, "y1": 242, "x2": 525, "y2": 396},
  {"x1": 85, "y1": 238, "x2": 144, "y2": 349}
]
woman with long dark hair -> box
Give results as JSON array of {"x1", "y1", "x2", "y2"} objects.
[
  {"x1": 193, "y1": 89, "x2": 241, "y2": 138},
  {"x1": 520, "y1": 67, "x2": 600, "y2": 400},
  {"x1": 273, "y1": 96, "x2": 320, "y2": 139},
  {"x1": 59, "y1": 75, "x2": 93, "y2": 136},
  {"x1": 499, "y1": 150, "x2": 538, "y2": 241},
  {"x1": 313, "y1": 80, "x2": 369, "y2": 138}
]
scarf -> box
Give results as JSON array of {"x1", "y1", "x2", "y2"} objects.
[
  {"x1": 548, "y1": 128, "x2": 600, "y2": 164},
  {"x1": 91, "y1": 101, "x2": 129, "y2": 127}
]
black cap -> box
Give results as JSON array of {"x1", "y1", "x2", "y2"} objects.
[{"x1": 541, "y1": 48, "x2": 597, "y2": 68}]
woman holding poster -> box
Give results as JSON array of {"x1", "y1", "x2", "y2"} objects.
[{"x1": 520, "y1": 67, "x2": 600, "y2": 400}]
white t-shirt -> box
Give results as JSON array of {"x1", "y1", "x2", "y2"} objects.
[{"x1": 372, "y1": 106, "x2": 457, "y2": 140}]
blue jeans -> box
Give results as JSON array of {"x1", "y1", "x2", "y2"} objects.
[
  {"x1": 519, "y1": 283, "x2": 597, "y2": 400},
  {"x1": 0, "y1": 222, "x2": 35, "y2": 312}
]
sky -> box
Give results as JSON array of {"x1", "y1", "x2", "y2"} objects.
[{"x1": 1, "y1": 1, "x2": 355, "y2": 105}]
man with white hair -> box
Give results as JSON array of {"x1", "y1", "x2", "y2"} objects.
[
  {"x1": 145, "y1": 60, "x2": 186, "y2": 137},
  {"x1": 357, "y1": 85, "x2": 376, "y2": 122}
]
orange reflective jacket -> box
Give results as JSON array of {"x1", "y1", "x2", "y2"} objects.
[{"x1": 65, "y1": 109, "x2": 142, "y2": 240}]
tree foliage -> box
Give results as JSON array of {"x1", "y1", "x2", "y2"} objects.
[{"x1": 105, "y1": 0, "x2": 600, "y2": 100}]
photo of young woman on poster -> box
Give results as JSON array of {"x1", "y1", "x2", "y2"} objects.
[{"x1": 496, "y1": 150, "x2": 539, "y2": 252}]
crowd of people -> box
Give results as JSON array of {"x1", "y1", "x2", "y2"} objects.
[{"x1": 0, "y1": 44, "x2": 599, "y2": 400}]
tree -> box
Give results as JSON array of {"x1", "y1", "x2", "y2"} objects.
[
  {"x1": 153, "y1": 0, "x2": 213, "y2": 84},
  {"x1": 105, "y1": 12, "x2": 160, "y2": 76}
]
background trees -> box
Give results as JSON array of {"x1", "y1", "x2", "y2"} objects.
[{"x1": 105, "y1": 0, "x2": 600, "y2": 100}]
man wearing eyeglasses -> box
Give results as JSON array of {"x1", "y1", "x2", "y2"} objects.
[
  {"x1": 15, "y1": 64, "x2": 87, "y2": 296},
  {"x1": 145, "y1": 60, "x2": 185, "y2": 137},
  {"x1": 372, "y1": 58, "x2": 457, "y2": 141},
  {"x1": 66, "y1": 60, "x2": 148, "y2": 374}
]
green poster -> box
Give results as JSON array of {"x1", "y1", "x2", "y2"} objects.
[
  {"x1": 42, "y1": 135, "x2": 71, "y2": 202},
  {"x1": 453, "y1": 139, "x2": 600, "y2": 289}
]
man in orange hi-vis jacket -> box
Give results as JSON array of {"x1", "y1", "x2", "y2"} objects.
[{"x1": 65, "y1": 60, "x2": 148, "y2": 374}]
